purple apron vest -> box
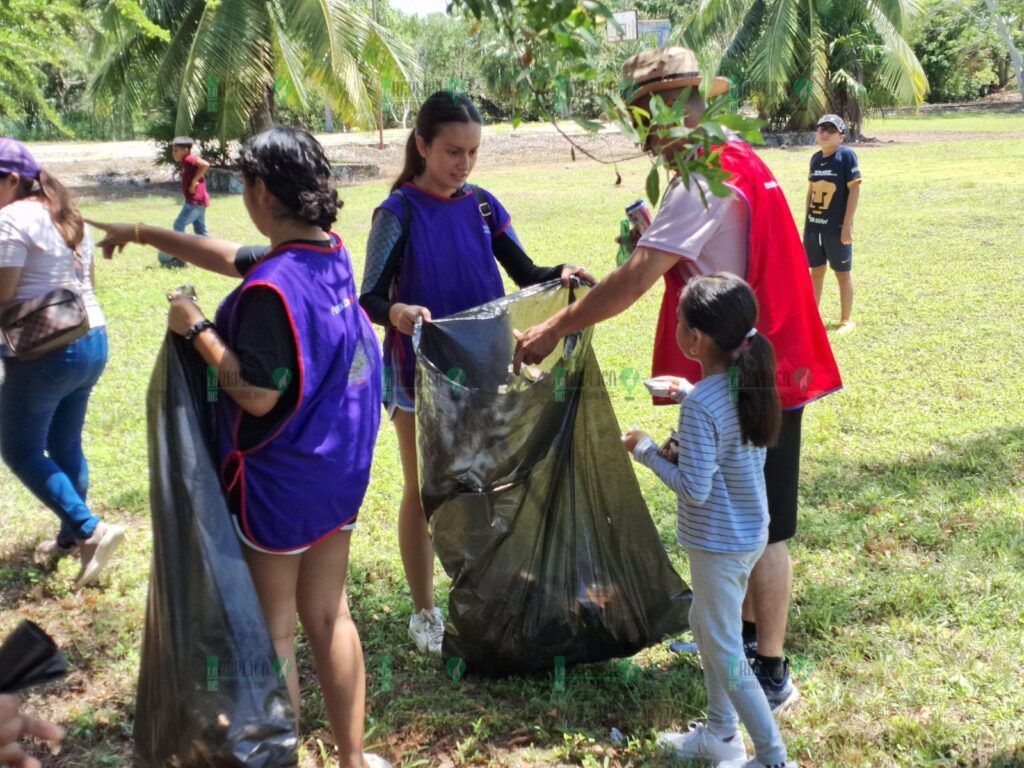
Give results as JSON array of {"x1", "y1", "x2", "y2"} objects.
[
  {"x1": 377, "y1": 183, "x2": 509, "y2": 403},
  {"x1": 215, "y1": 235, "x2": 382, "y2": 551}
]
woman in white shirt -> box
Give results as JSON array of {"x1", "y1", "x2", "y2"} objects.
[{"x1": 0, "y1": 137, "x2": 123, "y2": 587}]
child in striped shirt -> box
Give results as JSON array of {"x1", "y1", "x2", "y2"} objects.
[{"x1": 623, "y1": 273, "x2": 793, "y2": 768}]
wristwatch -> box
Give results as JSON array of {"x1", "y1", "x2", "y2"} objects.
[{"x1": 185, "y1": 318, "x2": 215, "y2": 343}]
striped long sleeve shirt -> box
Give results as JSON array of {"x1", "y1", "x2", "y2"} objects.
[{"x1": 633, "y1": 373, "x2": 769, "y2": 553}]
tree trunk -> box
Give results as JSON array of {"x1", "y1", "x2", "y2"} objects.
[
  {"x1": 253, "y1": 87, "x2": 275, "y2": 133},
  {"x1": 325, "y1": 106, "x2": 334, "y2": 133},
  {"x1": 372, "y1": 0, "x2": 384, "y2": 150},
  {"x1": 984, "y1": 0, "x2": 1024, "y2": 104}
]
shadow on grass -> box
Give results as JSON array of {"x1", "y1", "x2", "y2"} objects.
[
  {"x1": 0, "y1": 541, "x2": 49, "y2": 610},
  {"x1": 986, "y1": 747, "x2": 1024, "y2": 767},
  {"x1": 789, "y1": 427, "x2": 1024, "y2": 645},
  {"x1": 801, "y1": 426, "x2": 1024, "y2": 536}
]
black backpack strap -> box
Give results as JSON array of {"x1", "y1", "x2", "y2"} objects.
[{"x1": 468, "y1": 184, "x2": 498, "y2": 234}]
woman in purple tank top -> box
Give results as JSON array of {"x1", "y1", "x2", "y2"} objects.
[
  {"x1": 359, "y1": 92, "x2": 595, "y2": 657},
  {"x1": 92, "y1": 128, "x2": 389, "y2": 768}
]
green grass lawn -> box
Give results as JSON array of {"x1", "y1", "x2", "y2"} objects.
[
  {"x1": 863, "y1": 110, "x2": 1024, "y2": 134},
  {"x1": 2, "y1": 112, "x2": 1024, "y2": 767}
]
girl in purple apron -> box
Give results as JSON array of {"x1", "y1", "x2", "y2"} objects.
[
  {"x1": 358, "y1": 91, "x2": 594, "y2": 656},
  {"x1": 91, "y1": 128, "x2": 388, "y2": 768}
]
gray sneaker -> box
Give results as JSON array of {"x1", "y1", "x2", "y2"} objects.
[{"x1": 75, "y1": 522, "x2": 125, "y2": 587}]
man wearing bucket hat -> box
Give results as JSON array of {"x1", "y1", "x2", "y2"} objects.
[{"x1": 512, "y1": 46, "x2": 841, "y2": 752}]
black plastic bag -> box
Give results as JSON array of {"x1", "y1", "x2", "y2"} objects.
[
  {"x1": 0, "y1": 620, "x2": 67, "y2": 694},
  {"x1": 135, "y1": 335, "x2": 296, "y2": 767},
  {"x1": 415, "y1": 281, "x2": 691, "y2": 676}
]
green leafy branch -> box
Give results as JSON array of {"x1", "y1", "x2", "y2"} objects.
[{"x1": 449, "y1": 0, "x2": 764, "y2": 205}]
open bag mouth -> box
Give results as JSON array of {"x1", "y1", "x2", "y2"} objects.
[{"x1": 413, "y1": 280, "x2": 589, "y2": 396}]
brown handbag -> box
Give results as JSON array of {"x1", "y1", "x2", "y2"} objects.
[
  {"x1": 0, "y1": 287, "x2": 89, "y2": 361},
  {"x1": 1, "y1": 242, "x2": 92, "y2": 362}
]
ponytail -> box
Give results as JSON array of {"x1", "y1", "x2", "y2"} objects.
[
  {"x1": 36, "y1": 169, "x2": 84, "y2": 250},
  {"x1": 390, "y1": 90, "x2": 483, "y2": 193},
  {"x1": 680, "y1": 273, "x2": 781, "y2": 448},
  {"x1": 733, "y1": 332, "x2": 781, "y2": 447},
  {"x1": 391, "y1": 130, "x2": 425, "y2": 192}
]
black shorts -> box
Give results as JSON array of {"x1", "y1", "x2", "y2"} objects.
[
  {"x1": 764, "y1": 407, "x2": 803, "y2": 543},
  {"x1": 804, "y1": 228, "x2": 852, "y2": 273}
]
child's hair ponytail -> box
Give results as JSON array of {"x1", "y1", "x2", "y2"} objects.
[
  {"x1": 681, "y1": 273, "x2": 782, "y2": 447},
  {"x1": 391, "y1": 90, "x2": 483, "y2": 193},
  {"x1": 732, "y1": 329, "x2": 781, "y2": 447}
]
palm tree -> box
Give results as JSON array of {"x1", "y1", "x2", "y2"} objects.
[
  {"x1": 685, "y1": 0, "x2": 929, "y2": 136},
  {"x1": 0, "y1": 0, "x2": 86, "y2": 134},
  {"x1": 89, "y1": 0, "x2": 416, "y2": 146}
]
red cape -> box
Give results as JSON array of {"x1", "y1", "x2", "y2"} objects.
[{"x1": 652, "y1": 140, "x2": 842, "y2": 409}]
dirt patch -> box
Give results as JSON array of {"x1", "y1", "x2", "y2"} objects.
[
  {"x1": 23, "y1": 105, "x2": 1024, "y2": 202},
  {"x1": 27, "y1": 127, "x2": 638, "y2": 202}
]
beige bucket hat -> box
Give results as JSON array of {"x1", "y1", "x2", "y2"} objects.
[{"x1": 622, "y1": 47, "x2": 730, "y2": 104}]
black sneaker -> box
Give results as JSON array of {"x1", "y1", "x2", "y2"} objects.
[{"x1": 751, "y1": 656, "x2": 800, "y2": 712}]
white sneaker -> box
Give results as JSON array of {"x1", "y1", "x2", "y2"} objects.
[
  {"x1": 657, "y1": 723, "x2": 747, "y2": 764},
  {"x1": 740, "y1": 760, "x2": 797, "y2": 768},
  {"x1": 363, "y1": 754, "x2": 392, "y2": 768},
  {"x1": 408, "y1": 607, "x2": 444, "y2": 656}
]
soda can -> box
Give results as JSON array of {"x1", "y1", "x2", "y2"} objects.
[{"x1": 626, "y1": 199, "x2": 653, "y2": 234}]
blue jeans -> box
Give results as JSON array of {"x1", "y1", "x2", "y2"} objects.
[
  {"x1": 159, "y1": 203, "x2": 208, "y2": 263},
  {"x1": 0, "y1": 327, "x2": 109, "y2": 546}
]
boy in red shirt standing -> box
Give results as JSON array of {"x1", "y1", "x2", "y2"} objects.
[{"x1": 158, "y1": 136, "x2": 210, "y2": 268}]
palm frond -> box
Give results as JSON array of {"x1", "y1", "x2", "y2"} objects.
[
  {"x1": 863, "y1": 0, "x2": 929, "y2": 104},
  {"x1": 749, "y1": 0, "x2": 802, "y2": 105}
]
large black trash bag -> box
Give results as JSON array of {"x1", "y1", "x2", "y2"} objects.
[
  {"x1": 136, "y1": 334, "x2": 296, "y2": 767},
  {"x1": 415, "y1": 281, "x2": 691, "y2": 676}
]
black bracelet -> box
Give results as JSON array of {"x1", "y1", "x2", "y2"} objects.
[{"x1": 185, "y1": 319, "x2": 215, "y2": 343}]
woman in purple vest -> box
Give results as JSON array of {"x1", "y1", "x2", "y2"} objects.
[
  {"x1": 359, "y1": 91, "x2": 594, "y2": 656},
  {"x1": 92, "y1": 128, "x2": 388, "y2": 768}
]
